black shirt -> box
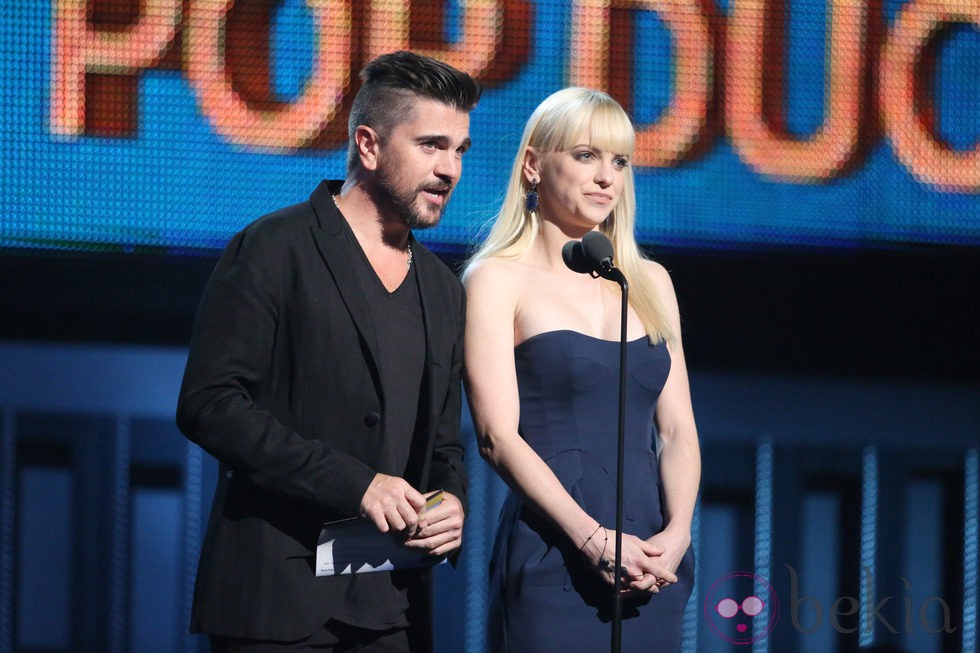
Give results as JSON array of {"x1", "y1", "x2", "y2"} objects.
[{"x1": 330, "y1": 222, "x2": 426, "y2": 630}]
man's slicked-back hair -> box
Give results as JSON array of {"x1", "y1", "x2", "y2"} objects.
[{"x1": 347, "y1": 51, "x2": 482, "y2": 171}]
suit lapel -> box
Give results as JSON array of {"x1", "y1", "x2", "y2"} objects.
[
  {"x1": 308, "y1": 182, "x2": 382, "y2": 376},
  {"x1": 412, "y1": 242, "x2": 453, "y2": 434}
]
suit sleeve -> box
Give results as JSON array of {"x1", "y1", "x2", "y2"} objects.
[
  {"x1": 425, "y1": 283, "x2": 468, "y2": 514},
  {"x1": 175, "y1": 223, "x2": 376, "y2": 516}
]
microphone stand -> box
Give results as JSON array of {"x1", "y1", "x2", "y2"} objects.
[
  {"x1": 597, "y1": 264, "x2": 629, "y2": 653},
  {"x1": 567, "y1": 232, "x2": 630, "y2": 653}
]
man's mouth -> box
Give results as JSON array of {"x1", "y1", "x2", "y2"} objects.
[{"x1": 421, "y1": 186, "x2": 451, "y2": 205}]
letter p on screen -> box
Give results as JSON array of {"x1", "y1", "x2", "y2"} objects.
[{"x1": 50, "y1": 0, "x2": 182, "y2": 136}]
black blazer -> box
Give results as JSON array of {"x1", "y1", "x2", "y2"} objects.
[{"x1": 176, "y1": 180, "x2": 467, "y2": 640}]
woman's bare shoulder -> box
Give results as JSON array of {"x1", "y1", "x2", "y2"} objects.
[
  {"x1": 640, "y1": 257, "x2": 674, "y2": 286},
  {"x1": 462, "y1": 256, "x2": 527, "y2": 288}
]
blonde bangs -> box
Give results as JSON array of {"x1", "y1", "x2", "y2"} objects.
[
  {"x1": 582, "y1": 102, "x2": 635, "y2": 158},
  {"x1": 530, "y1": 89, "x2": 635, "y2": 157}
]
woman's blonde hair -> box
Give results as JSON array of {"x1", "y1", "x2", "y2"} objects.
[{"x1": 466, "y1": 87, "x2": 673, "y2": 342}]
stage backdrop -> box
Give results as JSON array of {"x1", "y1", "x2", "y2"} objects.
[{"x1": 1, "y1": 0, "x2": 978, "y2": 255}]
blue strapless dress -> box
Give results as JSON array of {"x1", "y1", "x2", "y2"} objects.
[{"x1": 487, "y1": 330, "x2": 694, "y2": 652}]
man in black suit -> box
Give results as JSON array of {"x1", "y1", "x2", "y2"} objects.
[{"x1": 176, "y1": 51, "x2": 481, "y2": 652}]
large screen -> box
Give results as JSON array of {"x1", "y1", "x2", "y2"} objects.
[{"x1": 2, "y1": 0, "x2": 978, "y2": 255}]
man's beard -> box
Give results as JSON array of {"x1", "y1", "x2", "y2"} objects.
[{"x1": 374, "y1": 168, "x2": 451, "y2": 230}]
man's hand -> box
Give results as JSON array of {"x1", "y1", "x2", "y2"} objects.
[
  {"x1": 359, "y1": 474, "x2": 426, "y2": 535},
  {"x1": 402, "y1": 491, "x2": 465, "y2": 558}
]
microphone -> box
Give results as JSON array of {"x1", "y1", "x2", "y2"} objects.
[
  {"x1": 563, "y1": 231, "x2": 619, "y2": 281},
  {"x1": 561, "y1": 239, "x2": 593, "y2": 274},
  {"x1": 581, "y1": 231, "x2": 615, "y2": 277}
]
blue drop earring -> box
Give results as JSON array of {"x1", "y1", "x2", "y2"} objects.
[{"x1": 525, "y1": 179, "x2": 539, "y2": 213}]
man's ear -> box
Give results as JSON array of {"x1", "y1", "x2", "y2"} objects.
[{"x1": 355, "y1": 125, "x2": 381, "y2": 171}]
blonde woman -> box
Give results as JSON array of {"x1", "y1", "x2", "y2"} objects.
[{"x1": 463, "y1": 88, "x2": 700, "y2": 651}]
